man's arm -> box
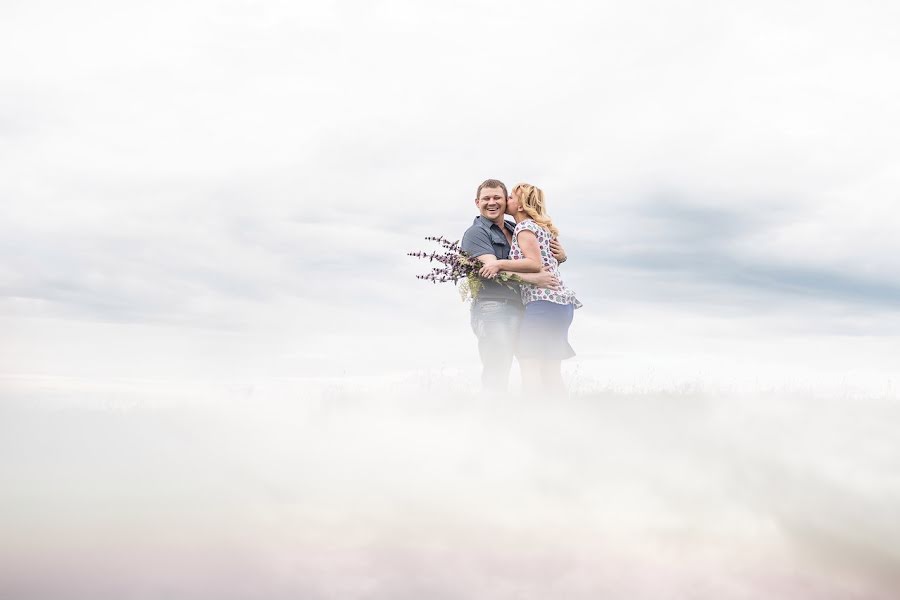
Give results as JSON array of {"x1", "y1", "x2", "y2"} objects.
[
  {"x1": 461, "y1": 227, "x2": 495, "y2": 264},
  {"x1": 476, "y1": 255, "x2": 558, "y2": 289},
  {"x1": 473, "y1": 253, "x2": 498, "y2": 265}
]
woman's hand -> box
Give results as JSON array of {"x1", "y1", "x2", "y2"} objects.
[
  {"x1": 550, "y1": 238, "x2": 567, "y2": 263},
  {"x1": 479, "y1": 262, "x2": 502, "y2": 279}
]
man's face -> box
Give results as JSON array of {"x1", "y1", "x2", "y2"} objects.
[{"x1": 475, "y1": 187, "x2": 506, "y2": 222}]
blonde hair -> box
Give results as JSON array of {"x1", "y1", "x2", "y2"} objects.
[{"x1": 512, "y1": 183, "x2": 559, "y2": 237}]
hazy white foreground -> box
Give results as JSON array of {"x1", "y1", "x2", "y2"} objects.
[{"x1": 2, "y1": 374, "x2": 899, "y2": 599}]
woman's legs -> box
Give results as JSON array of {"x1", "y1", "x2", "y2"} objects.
[
  {"x1": 520, "y1": 359, "x2": 565, "y2": 397},
  {"x1": 541, "y1": 360, "x2": 566, "y2": 396},
  {"x1": 518, "y1": 300, "x2": 574, "y2": 397},
  {"x1": 519, "y1": 358, "x2": 543, "y2": 398}
]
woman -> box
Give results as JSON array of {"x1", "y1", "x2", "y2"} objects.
[{"x1": 479, "y1": 183, "x2": 582, "y2": 395}]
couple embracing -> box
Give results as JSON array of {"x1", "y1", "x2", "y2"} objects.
[{"x1": 462, "y1": 179, "x2": 582, "y2": 396}]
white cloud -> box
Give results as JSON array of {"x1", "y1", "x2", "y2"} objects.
[{"x1": 1, "y1": 0, "x2": 899, "y2": 387}]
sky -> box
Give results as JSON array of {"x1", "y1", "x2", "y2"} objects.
[
  {"x1": 2, "y1": 0, "x2": 899, "y2": 394},
  {"x1": 3, "y1": 1, "x2": 900, "y2": 598}
]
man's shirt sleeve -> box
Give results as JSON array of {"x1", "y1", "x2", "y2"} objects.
[{"x1": 461, "y1": 227, "x2": 494, "y2": 259}]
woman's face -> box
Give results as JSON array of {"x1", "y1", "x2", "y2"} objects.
[{"x1": 506, "y1": 190, "x2": 520, "y2": 215}]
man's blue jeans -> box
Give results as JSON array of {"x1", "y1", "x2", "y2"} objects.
[{"x1": 470, "y1": 299, "x2": 524, "y2": 392}]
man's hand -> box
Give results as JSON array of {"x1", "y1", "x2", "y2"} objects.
[
  {"x1": 479, "y1": 262, "x2": 502, "y2": 279},
  {"x1": 532, "y1": 266, "x2": 560, "y2": 290},
  {"x1": 550, "y1": 238, "x2": 567, "y2": 263}
]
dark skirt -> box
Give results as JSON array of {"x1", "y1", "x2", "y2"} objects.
[{"x1": 516, "y1": 300, "x2": 575, "y2": 360}]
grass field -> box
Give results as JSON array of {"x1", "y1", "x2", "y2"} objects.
[{"x1": 2, "y1": 375, "x2": 898, "y2": 599}]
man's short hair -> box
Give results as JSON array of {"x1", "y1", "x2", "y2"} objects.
[{"x1": 476, "y1": 179, "x2": 508, "y2": 199}]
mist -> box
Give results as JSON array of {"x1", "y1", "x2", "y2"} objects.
[{"x1": 3, "y1": 0, "x2": 900, "y2": 597}]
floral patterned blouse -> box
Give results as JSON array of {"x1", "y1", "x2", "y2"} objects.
[{"x1": 510, "y1": 219, "x2": 582, "y2": 308}]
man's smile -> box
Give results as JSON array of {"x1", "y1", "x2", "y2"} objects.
[{"x1": 476, "y1": 187, "x2": 507, "y2": 220}]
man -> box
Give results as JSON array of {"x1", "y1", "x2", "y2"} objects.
[{"x1": 461, "y1": 179, "x2": 566, "y2": 392}]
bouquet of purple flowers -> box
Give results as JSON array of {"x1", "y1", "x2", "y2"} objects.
[{"x1": 408, "y1": 236, "x2": 522, "y2": 301}]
